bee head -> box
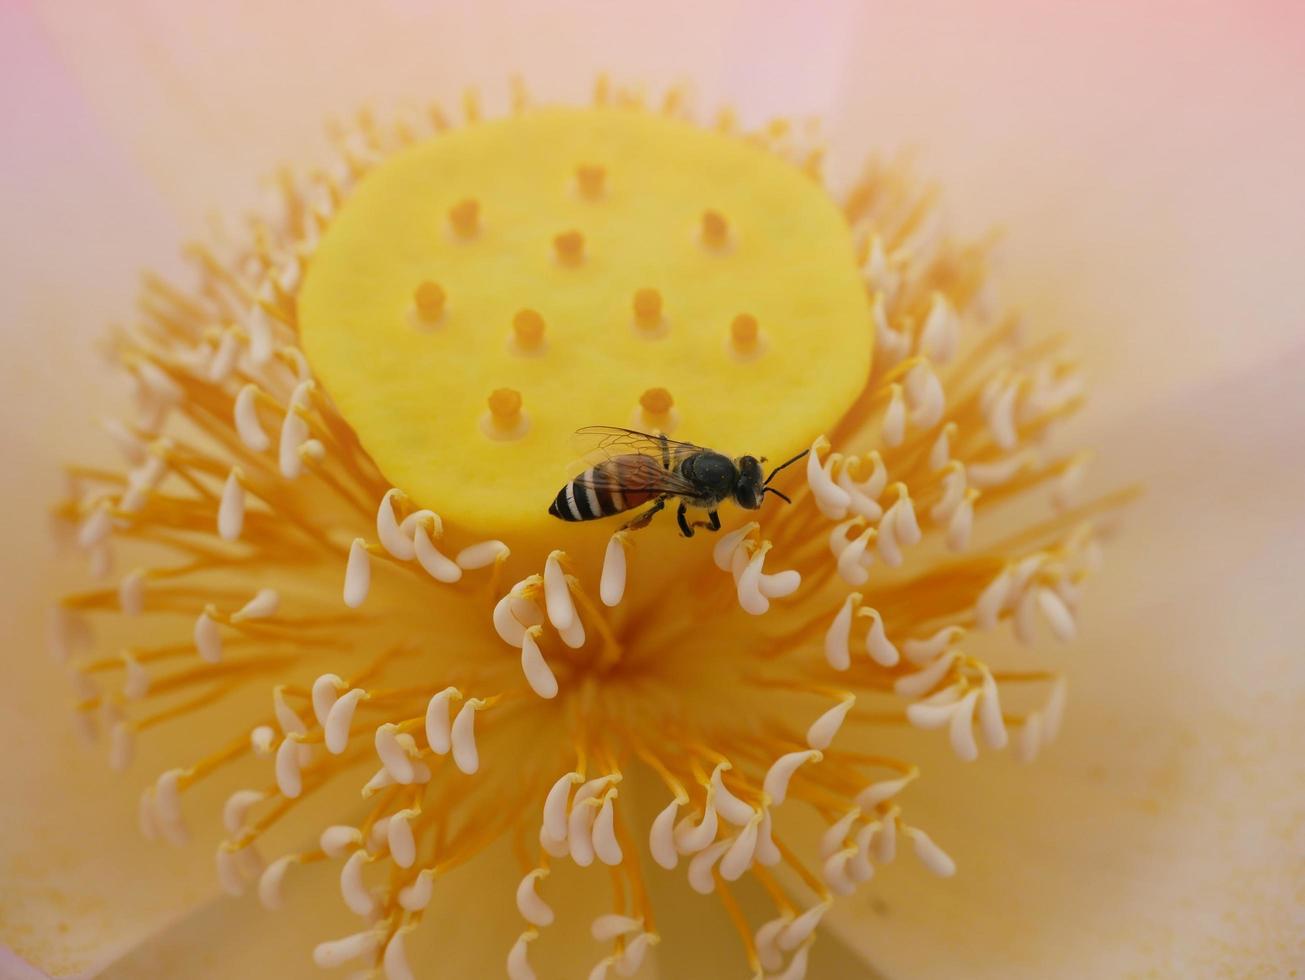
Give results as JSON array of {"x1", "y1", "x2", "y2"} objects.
[{"x1": 732, "y1": 455, "x2": 766, "y2": 509}]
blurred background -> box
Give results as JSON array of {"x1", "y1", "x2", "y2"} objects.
[{"x1": 2, "y1": 1, "x2": 1302, "y2": 977}]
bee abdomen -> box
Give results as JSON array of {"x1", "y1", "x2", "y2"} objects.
[{"x1": 549, "y1": 464, "x2": 643, "y2": 521}]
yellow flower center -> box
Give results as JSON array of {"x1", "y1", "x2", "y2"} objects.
[{"x1": 298, "y1": 106, "x2": 871, "y2": 539}]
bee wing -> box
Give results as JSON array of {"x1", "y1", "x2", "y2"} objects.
[
  {"x1": 570, "y1": 453, "x2": 701, "y2": 498},
  {"x1": 572, "y1": 426, "x2": 710, "y2": 467}
]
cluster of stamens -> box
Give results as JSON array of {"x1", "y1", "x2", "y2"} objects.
[{"x1": 47, "y1": 78, "x2": 1127, "y2": 980}]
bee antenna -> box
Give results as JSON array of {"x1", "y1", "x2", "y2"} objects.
[
  {"x1": 763, "y1": 449, "x2": 809, "y2": 486},
  {"x1": 762, "y1": 487, "x2": 793, "y2": 504}
]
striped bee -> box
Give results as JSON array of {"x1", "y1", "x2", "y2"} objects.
[{"x1": 548, "y1": 426, "x2": 808, "y2": 536}]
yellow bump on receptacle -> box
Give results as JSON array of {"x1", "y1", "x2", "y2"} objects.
[
  {"x1": 575, "y1": 164, "x2": 606, "y2": 199},
  {"x1": 481, "y1": 388, "x2": 530, "y2": 441},
  {"x1": 449, "y1": 198, "x2": 480, "y2": 238},
  {"x1": 553, "y1": 230, "x2": 585, "y2": 265},
  {"x1": 509, "y1": 308, "x2": 546, "y2": 355},
  {"x1": 634, "y1": 386, "x2": 679, "y2": 434},
  {"x1": 632, "y1": 288, "x2": 668, "y2": 338},
  {"x1": 700, "y1": 209, "x2": 731, "y2": 251},
  {"x1": 410, "y1": 281, "x2": 446, "y2": 329},
  {"x1": 727, "y1": 312, "x2": 767, "y2": 362}
]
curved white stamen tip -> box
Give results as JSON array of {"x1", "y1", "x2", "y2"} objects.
[
  {"x1": 759, "y1": 568, "x2": 801, "y2": 599},
  {"x1": 320, "y1": 824, "x2": 363, "y2": 859},
  {"x1": 121, "y1": 651, "x2": 150, "y2": 699},
  {"x1": 414, "y1": 521, "x2": 462, "y2": 582},
  {"x1": 882, "y1": 384, "x2": 906, "y2": 447},
  {"x1": 820, "y1": 808, "x2": 861, "y2": 859},
  {"x1": 376, "y1": 722, "x2": 417, "y2": 784},
  {"x1": 77, "y1": 503, "x2": 113, "y2": 551},
  {"x1": 907, "y1": 826, "x2": 957, "y2": 877},
  {"x1": 1044, "y1": 676, "x2": 1069, "y2": 742},
  {"x1": 674, "y1": 802, "x2": 719, "y2": 855},
  {"x1": 687, "y1": 838, "x2": 732, "y2": 894},
  {"x1": 807, "y1": 437, "x2": 850, "y2": 519},
  {"x1": 507, "y1": 929, "x2": 539, "y2": 980},
  {"x1": 905, "y1": 362, "x2": 945, "y2": 430},
  {"x1": 216, "y1": 845, "x2": 246, "y2": 896},
  {"x1": 278, "y1": 405, "x2": 310, "y2": 480},
  {"x1": 102, "y1": 417, "x2": 147, "y2": 465},
  {"x1": 194, "y1": 610, "x2": 222, "y2": 663},
  {"x1": 377, "y1": 489, "x2": 416, "y2": 560},
  {"x1": 234, "y1": 384, "x2": 270, "y2": 452},
  {"x1": 383, "y1": 927, "x2": 416, "y2": 980},
  {"x1": 824, "y1": 595, "x2": 858, "y2": 671},
  {"x1": 736, "y1": 545, "x2": 772, "y2": 616},
  {"x1": 568, "y1": 804, "x2": 599, "y2": 868},
  {"x1": 755, "y1": 916, "x2": 792, "y2": 973},
  {"x1": 218, "y1": 469, "x2": 245, "y2": 540},
  {"x1": 895, "y1": 650, "x2": 959, "y2": 699},
  {"x1": 540, "y1": 823, "x2": 570, "y2": 858},
  {"x1": 987, "y1": 381, "x2": 1019, "y2": 450},
  {"x1": 648, "y1": 797, "x2": 682, "y2": 870},
  {"x1": 710, "y1": 765, "x2": 757, "y2": 826},
  {"x1": 592, "y1": 791, "x2": 623, "y2": 866},
  {"x1": 137, "y1": 788, "x2": 158, "y2": 840},
  {"x1": 516, "y1": 868, "x2": 553, "y2": 927},
  {"x1": 275, "y1": 737, "x2": 302, "y2": 798},
  {"x1": 774, "y1": 940, "x2": 811, "y2": 980},
  {"x1": 713, "y1": 522, "x2": 759, "y2": 571},
  {"x1": 246, "y1": 294, "x2": 275, "y2": 366},
  {"x1": 388, "y1": 808, "x2": 419, "y2": 868},
  {"x1": 807, "y1": 697, "x2": 855, "y2": 751},
  {"x1": 325, "y1": 688, "x2": 366, "y2": 754},
  {"x1": 118, "y1": 569, "x2": 146, "y2": 617},
  {"x1": 558, "y1": 613, "x2": 586, "y2": 650},
  {"x1": 343, "y1": 538, "x2": 371, "y2": 608},
  {"x1": 975, "y1": 565, "x2": 1013, "y2": 629},
  {"x1": 719, "y1": 814, "x2": 761, "y2": 881},
  {"x1": 948, "y1": 690, "x2": 981, "y2": 762},
  {"x1": 859, "y1": 607, "x2": 899, "y2": 667},
  {"x1": 456, "y1": 539, "x2": 510, "y2": 569},
  {"x1": 763, "y1": 750, "x2": 820, "y2": 806},
  {"x1": 822, "y1": 846, "x2": 859, "y2": 896},
  {"x1": 778, "y1": 901, "x2": 830, "y2": 951},
  {"x1": 543, "y1": 552, "x2": 576, "y2": 631},
  {"x1": 947, "y1": 492, "x2": 975, "y2": 551},
  {"x1": 542, "y1": 770, "x2": 582, "y2": 841},
  {"x1": 108, "y1": 720, "x2": 133, "y2": 770},
  {"x1": 587, "y1": 955, "x2": 619, "y2": 980},
  {"x1": 233, "y1": 588, "x2": 279, "y2": 623},
  {"x1": 617, "y1": 932, "x2": 656, "y2": 976},
  {"x1": 876, "y1": 506, "x2": 904, "y2": 567},
  {"x1": 903, "y1": 625, "x2": 965, "y2": 666},
  {"x1": 874, "y1": 810, "x2": 899, "y2": 863},
  {"x1": 451, "y1": 699, "x2": 484, "y2": 775},
  {"x1": 856, "y1": 771, "x2": 916, "y2": 811},
  {"x1": 249, "y1": 725, "x2": 276, "y2": 755},
  {"x1": 258, "y1": 854, "x2": 295, "y2": 910},
  {"x1": 313, "y1": 930, "x2": 382, "y2": 969},
  {"x1": 920, "y1": 292, "x2": 957, "y2": 363},
  {"x1": 600, "y1": 534, "x2": 628, "y2": 607},
  {"x1": 222, "y1": 788, "x2": 266, "y2": 834},
  {"x1": 311, "y1": 673, "x2": 347, "y2": 725},
  {"x1": 521, "y1": 627, "x2": 558, "y2": 699},
  {"x1": 424, "y1": 687, "x2": 460, "y2": 755},
  {"x1": 273, "y1": 686, "x2": 307, "y2": 735},
  {"x1": 151, "y1": 769, "x2": 187, "y2": 844},
  {"x1": 399, "y1": 868, "x2": 435, "y2": 911},
  {"x1": 591, "y1": 913, "x2": 643, "y2": 943},
  {"x1": 835, "y1": 525, "x2": 873, "y2": 586},
  {"x1": 1037, "y1": 586, "x2": 1077, "y2": 641},
  {"x1": 978, "y1": 669, "x2": 1009, "y2": 749},
  {"x1": 340, "y1": 848, "x2": 375, "y2": 916}
]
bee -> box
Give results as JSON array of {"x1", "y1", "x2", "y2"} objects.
[{"x1": 548, "y1": 426, "x2": 809, "y2": 536}]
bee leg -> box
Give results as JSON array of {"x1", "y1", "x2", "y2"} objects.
[
  {"x1": 690, "y1": 510, "x2": 722, "y2": 533},
  {"x1": 676, "y1": 501, "x2": 695, "y2": 537},
  {"x1": 621, "y1": 496, "x2": 667, "y2": 532}
]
